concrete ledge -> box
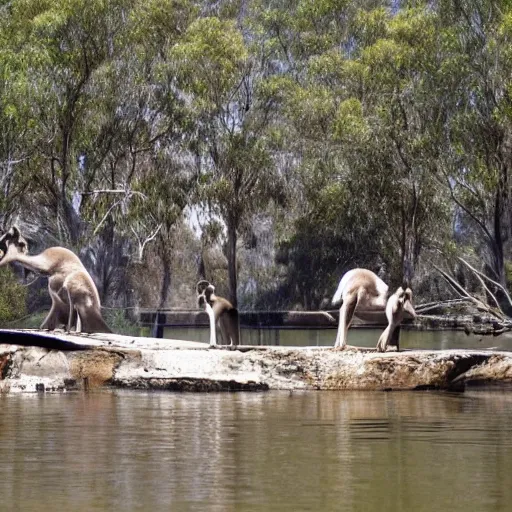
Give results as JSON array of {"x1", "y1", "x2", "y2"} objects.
[{"x1": 0, "y1": 329, "x2": 511, "y2": 393}]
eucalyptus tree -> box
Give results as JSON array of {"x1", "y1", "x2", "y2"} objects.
[
  {"x1": 253, "y1": 1, "x2": 451, "y2": 292},
  {"x1": 126, "y1": 152, "x2": 195, "y2": 309},
  {"x1": 1, "y1": 0, "x2": 140, "y2": 244},
  {"x1": 76, "y1": 0, "x2": 197, "y2": 305},
  {"x1": 0, "y1": 7, "x2": 38, "y2": 227},
  {"x1": 434, "y1": 0, "x2": 512, "y2": 288},
  {"x1": 2, "y1": 0, "x2": 198, "y2": 306},
  {"x1": 172, "y1": 16, "x2": 285, "y2": 307},
  {"x1": 341, "y1": 6, "x2": 451, "y2": 285}
]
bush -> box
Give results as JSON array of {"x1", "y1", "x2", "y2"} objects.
[
  {"x1": 506, "y1": 260, "x2": 512, "y2": 290},
  {"x1": 102, "y1": 308, "x2": 144, "y2": 336},
  {"x1": 0, "y1": 267, "x2": 27, "y2": 325}
]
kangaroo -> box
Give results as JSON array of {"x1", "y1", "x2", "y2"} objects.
[
  {"x1": 0, "y1": 226, "x2": 111, "y2": 334},
  {"x1": 331, "y1": 268, "x2": 416, "y2": 352},
  {"x1": 375, "y1": 287, "x2": 414, "y2": 352},
  {"x1": 196, "y1": 280, "x2": 240, "y2": 347}
]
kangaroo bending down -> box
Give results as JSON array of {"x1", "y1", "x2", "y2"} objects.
[
  {"x1": 196, "y1": 280, "x2": 240, "y2": 347},
  {"x1": 331, "y1": 268, "x2": 416, "y2": 352},
  {"x1": 0, "y1": 226, "x2": 111, "y2": 333}
]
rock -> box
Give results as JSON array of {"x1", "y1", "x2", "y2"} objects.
[{"x1": 0, "y1": 329, "x2": 511, "y2": 393}]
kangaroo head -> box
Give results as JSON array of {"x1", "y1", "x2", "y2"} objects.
[
  {"x1": 394, "y1": 286, "x2": 405, "y2": 302},
  {"x1": 196, "y1": 280, "x2": 215, "y2": 307},
  {"x1": 196, "y1": 280, "x2": 212, "y2": 295},
  {"x1": 391, "y1": 286, "x2": 415, "y2": 317},
  {"x1": 0, "y1": 226, "x2": 28, "y2": 265},
  {"x1": 403, "y1": 287, "x2": 416, "y2": 317}
]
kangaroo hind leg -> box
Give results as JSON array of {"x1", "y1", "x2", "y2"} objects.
[
  {"x1": 66, "y1": 289, "x2": 76, "y2": 333},
  {"x1": 41, "y1": 302, "x2": 60, "y2": 330},
  {"x1": 223, "y1": 308, "x2": 240, "y2": 346},
  {"x1": 75, "y1": 303, "x2": 112, "y2": 334},
  {"x1": 75, "y1": 309, "x2": 82, "y2": 333},
  {"x1": 334, "y1": 292, "x2": 358, "y2": 349}
]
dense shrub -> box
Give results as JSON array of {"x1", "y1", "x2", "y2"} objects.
[{"x1": 0, "y1": 267, "x2": 27, "y2": 325}]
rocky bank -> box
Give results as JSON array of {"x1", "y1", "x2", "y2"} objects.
[{"x1": 1, "y1": 329, "x2": 512, "y2": 393}]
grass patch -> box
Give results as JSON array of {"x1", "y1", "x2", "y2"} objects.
[
  {"x1": 102, "y1": 309, "x2": 146, "y2": 336},
  {"x1": 3, "y1": 311, "x2": 47, "y2": 329},
  {"x1": 0, "y1": 267, "x2": 27, "y2": 325},
  {"x1": 3, "y1": 309, "x2": 147, "y2": 337}
]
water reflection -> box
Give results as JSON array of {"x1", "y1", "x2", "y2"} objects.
[
  {"x1": 1, "y1": 390, "x2": 512, "y2": 511},
  {"x1": 165, "y1": 325, "x2": 512, "y2": 351}
]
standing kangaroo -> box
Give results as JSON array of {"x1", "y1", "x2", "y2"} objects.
[
  {"x1": 196, "y1": 280, "x2": 240, "y2": 347},
  {"x1": 331, "y1": 268, "x2": 416, "y2": 352},
  {"x1": 0, "y1": 226, "x2": 111, "y2": 333}
]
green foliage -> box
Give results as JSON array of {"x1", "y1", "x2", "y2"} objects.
[
  {"x1": 172, "y1": 17, "x2": 248, "y2": 108},
  {"x1": 1, "y1": 0, "x2": 512, "y2": 311},
  {"x1": 276, "y1": 179, "x2": 382, "y2": 308},
  {"x1": 103, "y1": 308, "x2": 143, "y2": 336},
  {"x1": 333, "y1": 98, "x2": 369, "y2": 143},
  {"x1": 0, "y1": 268, "x2": 27, "y2": 325},
  {"x1": 129, "y1": 0, "x2": 195, "y2": 48},
  {"x1": 506, "y1": 260, "x2": 512, "y2": 289}
]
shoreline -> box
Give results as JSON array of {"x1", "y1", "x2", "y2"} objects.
[
  {"x1": 139, "y1": 309, "x2": 510, "y2": 336},
  {"x1": 0, "y1": 329, "x2": 512, "y2": 394}
]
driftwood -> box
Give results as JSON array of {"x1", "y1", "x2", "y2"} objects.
[
  {"x1": 415, "y1": 298, "x2": 472, "y2": 314},
  {"x1": 429, "y1": 258, "x2": 512, "y2": 335}
]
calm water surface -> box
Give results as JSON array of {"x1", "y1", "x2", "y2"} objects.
[
  {"x1": 165, "y1": 325, "x2": 512, "y2": 350},
  {"x1": 1, "y1": 389, "x2": 512, "y2": 511}
]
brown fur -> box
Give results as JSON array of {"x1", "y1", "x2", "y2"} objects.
[
  {"x1": 0, "y1": 227, "x2": 111, "y2": 334},
  {"x1": 331, "y1": 268, "x2": 415, "y2": 352},
  {"x1": 197, "y1": 280, "x2": 240, "y2": 346},
  {"x1": 376, "y1": 286, "x2": 415, "y2": 352}
]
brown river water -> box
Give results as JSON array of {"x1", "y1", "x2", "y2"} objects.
[
  {"x1": 2, "y1": 328, "x2": 512, "y2": 511},
  {"x1": 1, "y1": 388, "x2": 512, "y2": 512},
  {"x1": 165, "y1": 325, "x2": 512, "y2": 350}
]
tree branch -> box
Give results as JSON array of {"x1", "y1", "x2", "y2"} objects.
[
  {"x1": 433, "y1": 264, "x2": 506, "y2": 320},
  {"x1": 458, "y1": 257, "x2": 512, "y2": 309},
  {"x1": 131, "y1": 223, "x2": 162, "y2": 261}
]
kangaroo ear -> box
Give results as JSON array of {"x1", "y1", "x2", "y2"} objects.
[
  {"x1": 404, "y1": 293, "x2": 416, "y2": 317},
  {"x1": 8, "y1": 225, "x2": 20, "y2": 239},
  {"x1": 0, "y1": 226, "x2": 15, "y2": 244},
  {"x1": 404, "y1": 288, "x2": 413, "y2": 301},
  {"x1": 196, "y1": 280, "x2": 210, "y2": 294}
]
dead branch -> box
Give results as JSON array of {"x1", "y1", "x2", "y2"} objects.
[
  {"x1": 91, "y1": 190, "x2": 147, "y2": 236},
  {"x1": 93, "y1": 199, "x2": 124, "y2": 236},
  {"x1": 415, "y1": 298, "x2": 472, "y2": 314},
  {"x1": 131, "y1": 223, "x2": 162, "y2": 261},
  {"x1": 82, "y1": 190, "x2": 147, "y2": 199},
  {"x1": 457, "y1": 258, "x2": 504, "y2": 315},
  {"x1": 433, "y1": 264, "x2": 506, "y2": 320},
  {"x1": 458, "y1": 257, "x2": 512, "y2": 309}
]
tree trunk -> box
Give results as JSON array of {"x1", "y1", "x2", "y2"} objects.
[
  {"x1": 158, "y1": 244, "x2": 172, "y2": 310},
  {"x1": 51, "y1": 193, "x2": 83, "y2": 246},
  {"x1": 226, "y1": 217, "x2": 238, "y2": 308},
  {"x1": 401, "y1": 228, "x2": 417, "y2": 288},
  {"x1": 492, "y1": 164, "x2": 508, "y2": 287},
  {"x1": 98, "y1": 221, "x2": 115, "y2": 304}
]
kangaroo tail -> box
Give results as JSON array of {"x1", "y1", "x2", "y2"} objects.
[
  {"x1": 77, "y1": 306, "x2": 112, "y2": 333},
  {"x1": 227, "y1": 308, "x2": 240, "y2": 345},
  {"x1": 331, "y1": 280, "x2": 345, "y2": 306}
]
